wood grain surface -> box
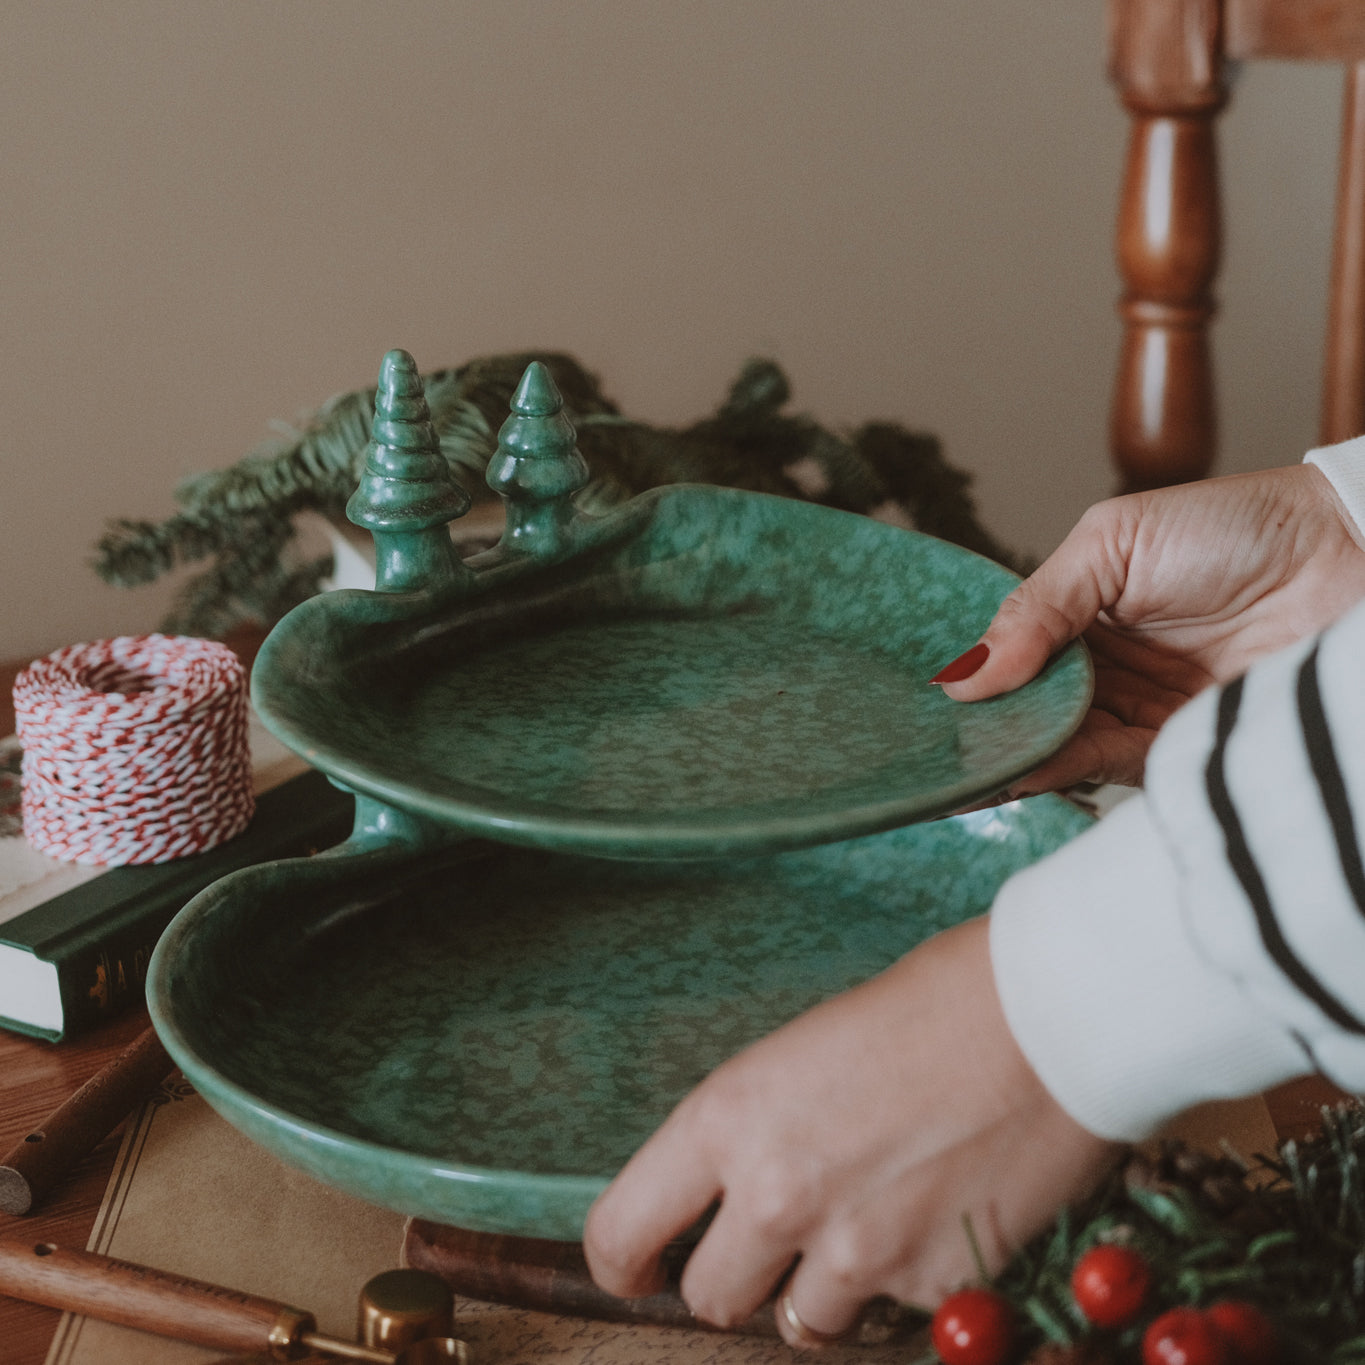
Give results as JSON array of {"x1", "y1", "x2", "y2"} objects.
[
  {"x1": 0, "y1": 1002, "x2": 156, "y2": 1365},
  {"x1": 0, "y1": 1026, "x2": 171, "y2": 1216}
]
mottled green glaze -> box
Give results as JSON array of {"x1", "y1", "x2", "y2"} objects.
[
  {"x1": 484, "y1": 360, "x2": 591, "y2": 557},
  {"x1": 255, "y1": 363, "x2": 1092, "y2": 858},
  {"x1": 147, "y1": 796, "x2": 1092, "y2": 1240},
  {"x1": 346, "y1": 349, "x2": 473, "y2": 593},
  {"x1": 159, "y1": 358, "x2": 1097, "y2": 1239}
]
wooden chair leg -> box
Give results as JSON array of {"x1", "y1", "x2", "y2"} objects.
[
  {"x1": 1322, "y1": 61, "x2": 1365, "y2": 447},
  {"x1": 1111, "y1": 107, "x2": 1222, "y2": 491}
]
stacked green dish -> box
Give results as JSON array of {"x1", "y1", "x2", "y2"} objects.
[{"x1": 148, "y1": 351, "x2": 1092, "y2": 1239}]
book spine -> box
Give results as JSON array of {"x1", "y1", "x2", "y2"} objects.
[
  {"x1": 6, "y1": 773, "x2": 357, "y2": 1041},
  {"x1": 54, "y1": 923, "x2": 168, "y2": 1041}
]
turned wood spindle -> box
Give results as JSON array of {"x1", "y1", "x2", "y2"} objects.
[
  {"x1": 1110, "y1": 0, "x2": 1365, "y2": 488},
  {"x1": 1323, "y1": 60, "x2": 1365, "y2": 446},
  {"x1": 1109, "y1": 0, "x2": 1227, "y2": 491},
  {"x1": 1112, "y1": 107, "x2": 1223, "y2": 490}
]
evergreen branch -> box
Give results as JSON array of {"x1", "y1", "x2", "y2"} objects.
[
  {"x1": 160, "y1": 514, "x2": 296, "y2": 636},
  {"x1": 993, "y1": 1104, "x2": 1365, "y2": 1363},
  {"x1": 92, "y1": 513, "x2": 236, "y2": 586}
]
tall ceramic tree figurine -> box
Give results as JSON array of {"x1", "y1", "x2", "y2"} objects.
[
  {"x1": 485, "y1": 360, "x2": 590, "y2": 558},
  {"x1": 346, "y1": 349, "x2": 473, "y2": 593}
]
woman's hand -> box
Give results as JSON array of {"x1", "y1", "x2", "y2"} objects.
[
  {"x1": 583, "y1": 918, "x2": 1118, "y2": 1345},
  {"x1": 938, "y1": 464, "x2": 1365, "y2": 792}
]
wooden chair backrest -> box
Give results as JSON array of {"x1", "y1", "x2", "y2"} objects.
[{"x1": 1109, "y1": 0, "x2": 1365, "y2": 489}]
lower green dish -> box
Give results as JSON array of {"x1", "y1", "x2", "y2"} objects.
[{"x1": 148, "y1": 795, "x2": 1091, "y2": 1241}]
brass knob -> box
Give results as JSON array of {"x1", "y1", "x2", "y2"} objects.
[{"x1": 357, "y1": 1269, "x2": 455, "y2": 1353}]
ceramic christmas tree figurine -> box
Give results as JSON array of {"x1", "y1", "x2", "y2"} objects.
[
  {"x1": 346, "y1": 349, "x2": 474, "y2": 593},
  {"x1": 484, "y1": 361, "x2": 591, "y2": 559}
]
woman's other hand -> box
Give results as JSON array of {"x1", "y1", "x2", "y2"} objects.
[{"x1": 583, "y1": 918, "x2": 1118, "y2": 1345}]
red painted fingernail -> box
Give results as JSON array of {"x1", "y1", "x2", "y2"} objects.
[{"x1": 930, "y1": 641, "x2": 990, "y2": 684}]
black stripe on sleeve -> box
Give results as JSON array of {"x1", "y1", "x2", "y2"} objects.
[
  {"x1": 1205, "y1": 676, "x2": 1365, "y2": 1035},
  {"x1": 1297, "y1": 643, "x2": 1365, "y2": 919}
]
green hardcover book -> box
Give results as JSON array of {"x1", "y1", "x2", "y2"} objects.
[{"x1": 0, "y1": 769, "x2": 354, "y2": 1041}]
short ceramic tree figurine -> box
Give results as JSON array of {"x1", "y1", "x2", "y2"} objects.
[
  {"x1": 346, "y1": 349, "x2": 474, "y2": 594},
  {"x1": 484, "y1": 359, "x2": 591, "y2": 559}
]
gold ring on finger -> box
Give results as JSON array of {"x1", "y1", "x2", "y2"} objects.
[{"x1": 778, "y1": 1287, "x2": 854, "y2": 1348}]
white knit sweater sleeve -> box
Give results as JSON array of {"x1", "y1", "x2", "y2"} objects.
[
  {"x1": 1306, "y1": 433, "x2": 1365, "y2": 532},
  {"x1": 988, "y1": 443, "x2": 1365, "y2": 1142}
]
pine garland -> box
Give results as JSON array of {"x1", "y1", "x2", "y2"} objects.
[
  {"x1": 92, "y1": 353, "x2": 1019, "y2": 636},
  {"x1": 936, "y1": 1103, "x2": 1365, "y2": 1364}
]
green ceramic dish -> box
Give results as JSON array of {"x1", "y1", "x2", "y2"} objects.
[
  {"x1": 253, "y1": 484, "x2": 1092, "y2": 860},
  {"x1": 147, "y1": 796, "x2": 1092, "y2": 1241}
]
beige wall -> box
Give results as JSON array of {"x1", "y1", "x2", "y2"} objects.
[{"x1": 0, "y1": 1, "x2": 1342, "y2": 662}]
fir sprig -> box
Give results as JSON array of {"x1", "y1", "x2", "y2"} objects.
[{"x1": 987, "y1": 1104, "x2": 1365, "y2": 1363}]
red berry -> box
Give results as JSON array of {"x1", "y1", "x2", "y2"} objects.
[
  {"x1": 1070, "y1": 1243, "x2": 1152, "y2": 1327},
  {"x1": 1205, "y1": 1300, "x2": 1279, "y2": 1365},
  {"x1": 931, "y1": 1287, "x2": 1014, "y2": 1365},
  {"x1": 1143, "y1": 1307, "x2": 1229, "y2": 1365}
]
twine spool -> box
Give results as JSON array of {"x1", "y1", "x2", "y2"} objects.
[{"x1": 14, "y1": 635, "x2": 255, "y2": 866}]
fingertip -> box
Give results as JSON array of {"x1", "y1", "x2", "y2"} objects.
[
  {"x1": 583, "y1": 1133, "x2": 721, "y2": 1300},
  {"x1": 928, "y1": 641, "x2": 990, "y2": 686},
  {"x1": 936, "y1": 662, "x2": 997, "y2": 703},
  {"x1": 937, "y1": 610, "x2": 1078, "y2": 703},
  {"x1": 934, "y1": 640, "x2": 1022, "y2": 702},
  {"x1": 583, "y1": 1197, "x2": 668, "y2": 1299}
]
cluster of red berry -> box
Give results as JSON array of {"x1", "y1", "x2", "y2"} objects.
[{"x1": 930, "y1": 1245, "x2": 1279, "y2": 1365}]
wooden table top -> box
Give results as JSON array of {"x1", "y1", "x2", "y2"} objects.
[{"x1": 0, "y1": 650, "x2": 1345, "y2": 1363}]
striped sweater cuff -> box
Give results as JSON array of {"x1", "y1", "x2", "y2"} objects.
[{"x1": 1306, "y1": 434, "x2": 1365, "y2": 539}]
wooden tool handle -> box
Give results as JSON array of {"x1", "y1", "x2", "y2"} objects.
[
  {"x1": 0, "y1": 1026, "x2": 172, "y2": 1215},
  {"x1": 404, "y1": 1223, "x2": 772, "y2": 1335},
  {"x1": 403, "y1": 1222, "x2": 917, "y2": 1346},
  {"x1": 0, "y1": 1238, "x2": 314, "y2": 1355}
]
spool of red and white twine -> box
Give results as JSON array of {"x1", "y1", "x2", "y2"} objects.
[{"x1": 13, "y1": 635, "x2": 255, "y2": 866}]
